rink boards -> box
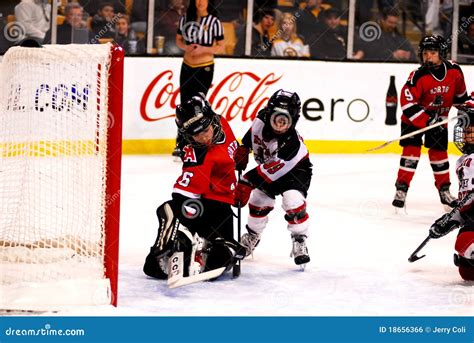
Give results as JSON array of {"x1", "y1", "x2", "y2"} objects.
[{"x1": 122, "y1": 57, "x2": 474, "y2": 155}]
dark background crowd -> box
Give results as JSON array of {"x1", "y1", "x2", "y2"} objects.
[{"x1": 0, "y1": 0, "x2": 473, "y2": 62}]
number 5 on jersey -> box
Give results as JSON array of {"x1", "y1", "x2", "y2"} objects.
[{"x1": 177, "y1": 172, "x2": 194, "y2": 187}]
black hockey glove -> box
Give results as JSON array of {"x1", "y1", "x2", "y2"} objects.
[{"x1": 429, "y1": 213, "x2": 460, "y2": 239}]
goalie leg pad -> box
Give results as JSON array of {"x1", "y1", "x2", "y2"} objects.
[
  {"x1": 143, "y1": 201, "x2": 180, "y2": 279},
  {"x1": 247, "y1": 188, "x2": 275, "y2": 234},
  {"x1": 154, "y1": 201, "x2": 180, "y2": 254},
  {"x1": 282, "y1": 190, "x2": 309, "y2": 236},
  {"x1": 143, "y1": 247, "x2": 169, "y2": 279}
]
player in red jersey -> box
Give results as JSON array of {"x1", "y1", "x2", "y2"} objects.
[
  {"x1": 393, "y1": 35, "x2": 474, "y2": 210},
  {"x1": 143, "y1": 94, "x2": 245, "y2": 281}
]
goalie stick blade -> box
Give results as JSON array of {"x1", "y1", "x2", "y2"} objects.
[{"x1": 168, "y1": 267, "x2": 226, "y2": 289}]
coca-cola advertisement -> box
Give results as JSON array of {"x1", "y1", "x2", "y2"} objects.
[{"x1": 123, "y1": 58, "x2": 441, "y2": 144}]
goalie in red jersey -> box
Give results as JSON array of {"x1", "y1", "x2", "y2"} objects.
[
  {"x1": 143, "y1": 94, "x2": 245, "y2": 283},
  {"x1": 393, "y1": 35, "x2": 474, "y2": 210}
]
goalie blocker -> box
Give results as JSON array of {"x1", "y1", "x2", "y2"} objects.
[{"x1": 143, "y1": 200, "x2": 245, "y2": 282}]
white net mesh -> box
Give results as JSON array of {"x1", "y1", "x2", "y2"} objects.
[{"x1": 0, "y1": 44, "x2": 113, "y2": 310}]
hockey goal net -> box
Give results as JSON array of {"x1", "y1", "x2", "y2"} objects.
[{"x1": 0, "y1": 43, "x2": 123, "y2": 310}]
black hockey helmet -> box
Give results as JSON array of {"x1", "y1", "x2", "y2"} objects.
[
  {"x1": 454, "y1": 108, "x2": 474, "y2": 154},
  {"x1": 418, "y1": 35, "x2": 448, "y2": 65},
  {"x1": 175, "y1": 93, "x2": 222, "y2": 146},
  {"x1": 265, "y1": 89, "x2": 301, "y2": 134}
]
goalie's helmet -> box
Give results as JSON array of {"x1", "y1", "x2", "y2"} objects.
[
  {"x1": 418, "y1": 35, "x2": 448, "y2": 65},
  {"x1": 265, "y1": 89, "x2": 301, "y2": 135},
  {"x1": 175, "y1": 93, "x2": 222, "y2": 146},
  {"x1": 454, "y1": 108, "x2": 474, "y2": 154}
]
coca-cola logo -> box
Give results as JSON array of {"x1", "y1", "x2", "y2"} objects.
[{"x1": 140, "y1": 71, "x2": 282, "y2": 122}]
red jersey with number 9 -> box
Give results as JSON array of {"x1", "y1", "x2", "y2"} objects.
[
  {"x1": 173, "y1": 116, "x2": 238, "y2": 204},
  {"x1": 400, "y1": 60, "x2": 470, "y2": 128}
]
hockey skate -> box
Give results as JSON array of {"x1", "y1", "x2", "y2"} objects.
[
  {"x1": 241, "y1": 227, "x2": 261, "y2": 257},
  {"x1": 392, "y1": 182, "x2": 408, "y2": 211},
  {"x1": 438, "y1": 184, "x2": 458, "y2": 211},
  {"x1": 290, "y1": 235, "x2": 310, "y2": 269}
]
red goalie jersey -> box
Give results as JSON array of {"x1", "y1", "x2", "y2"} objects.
[{"x1": 173, "y1": 116, "x2": 238, "y2": 204}]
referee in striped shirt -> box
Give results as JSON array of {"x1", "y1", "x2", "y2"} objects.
[{"x1": 173, "y1": 0, "x2": 224, "y2": 157}]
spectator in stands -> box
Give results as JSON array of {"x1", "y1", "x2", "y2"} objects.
[
  {"x1": 271, "y1": 12, "x2": 309, "y2": 57},
  {"x1": 312, "y1": 8, "x2": 364, "y2": 60},
  {"x1": 44, "y1": 3, "x2": 92, "y2": 44},
  {"x1": 115, "y1": 14, "x2": 145, "y2": 54},
  {"x1": 361, "y1": 8, "x2": 416, "y2": 62},
  {"x1": 156, "y1": 0, "x2": 185, "y2": 55},
  {"x1": 297, "y1": 0, "x2": 328, "y2": 47},
  {"x1": 14, "y1": 0, "x2": 51, "y2": 44},
  {"x1": 91, "y1": 2, "x2": 117, "y2": 39},
  {"x1": 235, "y1": 8, "x2": 275, "y2": 57},
  {"x1": 78, "y1": 0, "x2": 125, "y2": 17},
  {"x1": 458, "y1": 21, "x2": 474, "y2": 56}
]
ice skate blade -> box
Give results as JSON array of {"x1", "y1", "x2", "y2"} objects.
[{"x1": 298, "y1": 264, "x2": 307, "y2": 271}]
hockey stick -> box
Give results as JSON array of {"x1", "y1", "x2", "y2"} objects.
[
  {"x1": 407, "y1": 192, "x2": 472, "y2": 263},
  {"x1": 167, "y1": 251, "x2": 226, "y2": 288},
  {"x1": 408, "y1": 235, "x2": 431, "y2": 263},
  {"x1": 233, "y1": 170, "x2": 242, "y2": 278},
  {"x1": 367, "y1": 112, "x2": 468, "y2": 152}
]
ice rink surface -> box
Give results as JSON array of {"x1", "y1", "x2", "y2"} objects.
[{"x1": 74, "y1": 153, "x2": 474, "y2": 316}]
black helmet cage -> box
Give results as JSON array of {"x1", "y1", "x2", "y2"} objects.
[
  {"x1": 175, "y1": 94, "x2": 222, "y2": 147},
  {"x1": 266, "y1": 89, "x2": 302, "y2": 133},
  {"x1": 418, "y1": 35, "x2": 448, "y2": 65},
  {"x1": 454, "y1": 109, "x2": 474, "y2": 154}
]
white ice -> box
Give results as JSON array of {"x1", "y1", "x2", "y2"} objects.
[{"x1": 65, "y1": 154, "x2": 474, "y2": 316}]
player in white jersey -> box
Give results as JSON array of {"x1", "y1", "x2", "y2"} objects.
[
  {"x1": 233, "y1": 89, "x2": 313, "y2": 266},
  {"x1": 428, "y1": 108, "x2": 474, "y2": 280}
]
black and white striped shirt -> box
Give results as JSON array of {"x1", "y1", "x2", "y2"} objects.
[{"x1": 177, "y1": 14, "x2": 224, "y2": 47}]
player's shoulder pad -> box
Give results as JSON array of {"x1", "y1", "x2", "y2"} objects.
[
  {"x1": 181, "y1": 144, "x2": 207, "y2": 167},
  {"x1": 407, "y1": 66, "x2": 430, "y2": 87},
  {"x1": 256, "y1": 108, "x2": 267, "y2": 122},
  {"x1": 445, "y1": 59, "x2": 462, "y2": 72}
]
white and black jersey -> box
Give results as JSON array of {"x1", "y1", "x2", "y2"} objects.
[
  {"x1": 178, "y1": 14, "x2": 224, "y2": 47},
  {"x1": 241, "y1": 110, "x2": 312, "y2": 197}
]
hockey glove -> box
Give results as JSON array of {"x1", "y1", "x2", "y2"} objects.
[
  {"x1": 234, "y1": 145, "x2": 250, "y2": 171},
  {"x1": 234, "y1": 177, "x2": 253, "y2": 208},
  {"x1": 429, "y1": 213, "x2": 460, "y2": 239}
]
